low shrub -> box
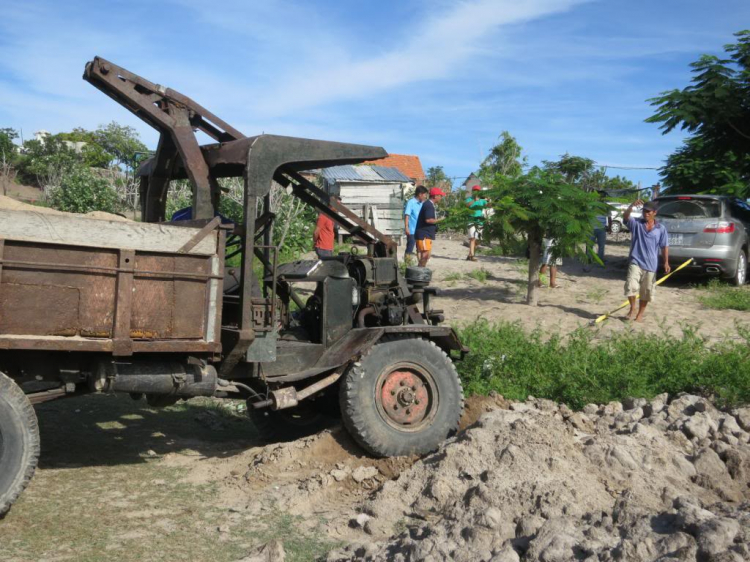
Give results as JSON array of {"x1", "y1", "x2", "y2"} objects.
[
  {"x1": 455, "y1": 320, "x2": 750, "y2": 409},
  {"x1": 696, "y1": 279, "x2": 750, "y2": 311}
]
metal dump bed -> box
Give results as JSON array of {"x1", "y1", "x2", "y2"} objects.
[{"x1": 0, "y1": 209, "x2": 226, "y2": 356}]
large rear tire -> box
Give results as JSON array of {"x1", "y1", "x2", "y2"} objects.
[
  {"x1": 340, "y1": 337, "x2": 463, "y2": 457},
  {"x1": 0, "y1": 371, "x2": 40, "y2": 518}
]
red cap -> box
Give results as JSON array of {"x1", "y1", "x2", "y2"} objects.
[
  {"x1": 472, "y1": 185, "x2": 481, "y2": 191},
  {"x1": 429, "y1": 187, "x2": 446, "y2": 197}
]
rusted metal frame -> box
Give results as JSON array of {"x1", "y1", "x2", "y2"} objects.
[
  {"x1": 144, "y1": 134, "x2": 178, "y2": 222},
  {"x1": 27, "y1": 388, "x2": 68, "y2": 405},
  {"x1": 178, "y1": 216, "x2": 222, "y2": 253},
  {"x1": 113, "y1": 250, "x2": 136, "y2": 356},
  {"x1": 209, "y1": 227, "x2": 227, "y2": 351},
  {"x1": 0, "y1": 258, "x2": 221, "y2": 281},
  {"x1": 171, "y1": 110, "x2": 214, "y2": 220},
  {"x1": 0, "y1": 337, "x2": 221, "y2": 353},
  {"x1": 220, "y1": 193, "x2": 258, "y2": 376},
  {"x1": 84, "y1": 57, "x2": 244, "y2": 143},
  {"x1": 252, "y1": 246, "x2": 304, "y2": 310},
  {"x1": 262, "y1": 193, "x2": 273, "y2": 298},
  {"x1": 83, "y1": 58, "x2": 236, "y2": 221},
  {"x1": 251, "y1": 245, "x2": 279, "y2": 332}
]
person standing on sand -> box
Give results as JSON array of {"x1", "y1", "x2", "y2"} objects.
[
  {"x1": 414, "y1": 187, "x2": 445, "y2": 268},
  {"x1": 403, "y1": 185, "x2": 428, "y2": 265},
  {"x1": 465, "y1": 185, "x2": 488, "y2": 261},
  {"x1": 623, "y1": 199, "x2": 670, "y2": 323}
]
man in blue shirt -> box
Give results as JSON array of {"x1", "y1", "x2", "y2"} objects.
[
  {"x1": 403, "y1": 185, "x2": 428, "y2": 265},
  {"x1": 623, "y1": 199, "x2": 670, "y2": 323}
]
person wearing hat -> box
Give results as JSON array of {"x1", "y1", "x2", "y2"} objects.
[
  {"x1": 414, "y1": 187, "x2": 446, "y2": 267},
  {"x1": 465, "y1": 185, "x2": 488, "y2": 261},
  {"x1": 623, "y1": 199, "x2": 670, "y2": 322},
  {"x1": 403, "y1": 185, "x2": 429, "y2": 265}
]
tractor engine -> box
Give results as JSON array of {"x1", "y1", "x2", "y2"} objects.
[{"x1": 347, "y1": 256, "x2": 407, "y2": 327}]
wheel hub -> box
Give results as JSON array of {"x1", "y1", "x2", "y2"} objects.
[{"x1": 379, "y1": 369, "x2": 430, "y2": 426}]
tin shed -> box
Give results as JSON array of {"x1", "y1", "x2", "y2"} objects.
[{"x1": 320, "y1": 165, "x2": 411, "y2": 243}]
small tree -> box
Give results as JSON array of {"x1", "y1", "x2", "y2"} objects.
[
  {"x1": 50, "y1": 168, "x2": 120, "y2": 214},
  {"x1": 0, "y1": 128, "x2": 19, "y2": 195},
  {"x1": 484, "y1": 168, "x2": 609, "y2": 306}
]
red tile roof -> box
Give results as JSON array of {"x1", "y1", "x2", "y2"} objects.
[{"x1": 363, "y1": 154, "x2": 425, "y2": 183}]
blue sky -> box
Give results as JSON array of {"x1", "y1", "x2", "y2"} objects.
[{"x1": 1, "y1": 0, "x2": 747, "y2": 188}]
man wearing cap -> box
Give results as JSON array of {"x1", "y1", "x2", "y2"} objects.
[
  {"x1": 465, "y1": 185, "x2": 488, "y2": 261},
  {"x1": 414, "y1": 187, "x2": 446, "y2": 267},
  {"x1": 623, "y1": 199, "x2": 670, "y2": 322},
  {"x1": 403, "y1": 185, "x2": 428, "y2": 265}
]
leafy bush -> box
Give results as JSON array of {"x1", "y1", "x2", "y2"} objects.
[
  {"x1": 696, "y1": 279, "x2": 750, "y2": 311},
  {"x1": 456, "y1": 319, "x2": 750, "y2": 408},
  {"x1": 49, "y1": 167, "x2": 120, "y2": 214}
]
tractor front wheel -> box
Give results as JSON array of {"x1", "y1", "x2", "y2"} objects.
[{"x1": 340, "y1": 337, "x2": 463, "y2": 457}]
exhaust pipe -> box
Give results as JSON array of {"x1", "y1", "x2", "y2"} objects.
[
  {"x1": 706, "y1": 266, "x2": 720, "y2": 274},
  {"x1": 91, "y1": 361, "x2": 218, "y2": 398}
]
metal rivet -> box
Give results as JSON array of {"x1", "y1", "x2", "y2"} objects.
[{"x1": 406, "y1": 409, "x2": 411, "y2": 415}]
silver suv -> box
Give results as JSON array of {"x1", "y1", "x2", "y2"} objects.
[{"x1": 654, "y1": 195, "x2": 750, "y2": 285}]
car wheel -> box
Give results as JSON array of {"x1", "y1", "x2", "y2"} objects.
[
  {"x1": 610, "y1": 220, "x2": 622, "y2": 234},
  {"x1": 340, "y1": 336, "x2": 463, "y2": 457},
  {"x1": 0, "y1": 371, "x2": 40, "y2": 518},
  {"x1": 732, "y1": 249, "x2": 747, "y2": 286}
]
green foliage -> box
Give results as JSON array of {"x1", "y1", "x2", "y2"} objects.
[
  {"x1": 93, "y1": 121, "x2": 149, "y2": 171},
  {"x1": 466, "y1": 268, "x2": 490, "y2": 283},
  {"x1": 17, "y1": 135, "x2": 81, "y2": 186},
  {"x1": 0, "y1": 128, "x2": 19, "y2": 162},
  {"x1": 456, "y1": 320, "x2": 750, "y2": 409},
  {"x1": 647, "y1": 30, "x2": 750, "y2": 197},
  {"x1": 697, "y1": 279, "x2": 750, "y2": 311},
  {"x1": 425, "y1": 165, "x2": 449, "y2": 186},
  {"x1": 543, "y1": 153, "x2": 638, "y2": 194},
  {"x1": 49, "y1": 167, "x2": 120, "y2": 214},
  {"x1": 478, "y1": 131, "x2": 526, "y2": 183}
]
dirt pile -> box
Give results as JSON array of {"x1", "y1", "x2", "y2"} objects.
[{"x1": 327, "y1": 394, "x2": 750, "y2": 562}]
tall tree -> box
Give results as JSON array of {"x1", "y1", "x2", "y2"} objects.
[
  {"x1": 478, "y1": 131, "x2": 526, "y2": 182},
  {"x1": 425, "y1": 165, "x2": 449, "y2": 186},
  {"x1": 647, "y1": 30, "x2": 750, "y2": 197}
]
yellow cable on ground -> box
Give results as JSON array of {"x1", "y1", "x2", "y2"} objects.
[{"x1": 593, "y1": 258, "x2": 694, "y2": 325}]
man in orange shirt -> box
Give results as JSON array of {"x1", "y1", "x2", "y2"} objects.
[{"x1": 314, "y1": 197, "x2": 337, "y2": 259}]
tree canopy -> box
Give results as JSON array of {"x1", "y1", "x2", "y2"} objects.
[
  {"x1": 478, "y1": 131, "x2": 526, "y2": 182},
  {"x1": 647, "y1": 30, "x2": 750, "y2": 197}
]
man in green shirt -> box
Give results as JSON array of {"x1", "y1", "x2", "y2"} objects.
[{"x1": 465, "y1": 185, "x2": 488, "y2": 261}]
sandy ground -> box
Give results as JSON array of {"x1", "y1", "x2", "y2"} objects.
[{"x1": 424, "y1": 234, "x2": 748, "y2": 341}]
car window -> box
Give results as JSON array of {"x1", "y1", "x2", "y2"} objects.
[{"x1": 657, "y1": 199, "x2": 721, "y2": 219}]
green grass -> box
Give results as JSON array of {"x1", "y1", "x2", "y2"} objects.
[
  {"x1": 455, "y1": 319, "x2": 750, "y2": 409},
  {"x1": 577, "y1": 286, "x2": 608, "y2": 305},
  {"x1": 696, "y1": 279, "x2": 750, "y2": 311},
  {"x1": 443, "y1": 272, "x2": 463, "y2": 283},
  {"x1": 466, "y1": 268, "x2": 490, "y2": 283}
]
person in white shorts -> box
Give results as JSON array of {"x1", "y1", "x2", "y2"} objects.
[
  {"x1": 623, "y1": 199, "x2": 670, "y2": 322},
  {"x1": 539, "y1": 238, "x2": 561, "y2": 288}
]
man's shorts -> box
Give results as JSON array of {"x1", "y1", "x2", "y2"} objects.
[
  {"x1": 416, "y1": 238, "x2": 432, "y2": 252},
  {"x1": 625, "y1": 263, "x2": 657, "y2": 302},
  {"x1": 468, "y1": 224, "x2": 483, "y2": 240},
  {"x1": 542, "y1": 239, "x2": 562, "y2": 266}
]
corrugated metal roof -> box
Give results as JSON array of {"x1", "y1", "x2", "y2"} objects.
[
  {"x1": 320, "y1": 165, "x2": 410, "y2": 183},
  {"x1": 370, "y1": 165, "x2": 410, "y2": 182}
]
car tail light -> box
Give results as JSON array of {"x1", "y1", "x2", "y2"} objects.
[
  {"x1": 703, "y1": 222, "x2": 735, "y2": 233},
  {"x1": 677, "y1": 196, "x2": 692, "y2": 200}
]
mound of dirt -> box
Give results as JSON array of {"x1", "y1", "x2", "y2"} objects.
[
  {"x1": 327, "y1": 394, "x2": 750, "y2": 562},
  {"x1": 0, "y1": 194, "x2": 130, "y2": 221}
]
